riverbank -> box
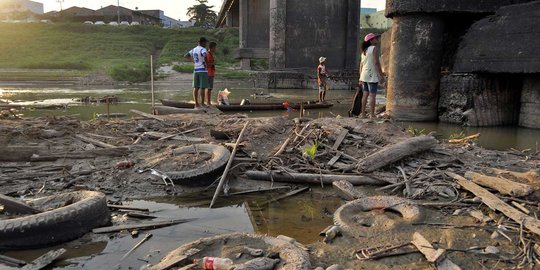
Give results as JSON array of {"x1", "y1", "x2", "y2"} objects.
[{"x1": 0, "y1": 112, "x2": 538, "y2": 269}]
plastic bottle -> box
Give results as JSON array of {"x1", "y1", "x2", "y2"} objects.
[{"x1": 194, "y1": 257, "x2": 234, "y2": 270}]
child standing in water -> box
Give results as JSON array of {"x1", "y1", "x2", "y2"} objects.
[
  {"x1": 317, "y1": 57, "x2": 329, "y2": 103},
  {"x1": 359, "y1": 33, "x2": 385, "y2": 118}
]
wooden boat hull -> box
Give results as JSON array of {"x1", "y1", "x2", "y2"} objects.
[{"x1": 160, "y1": 100, "x2": 333, "y2": 111}]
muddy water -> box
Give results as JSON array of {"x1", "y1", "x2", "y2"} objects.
[
  {"x1": 1, "y1": 84, "x2": 538, "y2": 151},
  {"x1": 3, "y1": 190, "x2": 341, "y2": 270}
]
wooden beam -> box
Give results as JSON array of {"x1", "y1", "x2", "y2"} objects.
[
  {"x1": 332, "y1": 129, "x2": 349, "y2": 150},
  {"x1": 130, "y1": 109, "x2": 165, "y2": 122},
  {"x1": 411, "y1": 232, "x2": 461, "y2": 270},
  {"x1": 465, "y1": 171, "x2": 533, "y2": 197},
  {"x1": 447, "y1": 172, "x2": 540, "y2": 237},
  {"x1": 75, "y1": 134, "x2": 117, "y2": 149},
  {"x1": 21, "y1": 248, "x2": 66, "y2": 270}
]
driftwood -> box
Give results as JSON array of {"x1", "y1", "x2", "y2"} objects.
[
  {"x1": 210, "y1": 121, "x2": 250, "y2": 208},
  {"x1": 448, "y1": 172, "x2": 540, "y2": 237},
  {"x1": 130, "y1": 109, "x2": 165, "y2": 121},
  {"x1": 245, "y1": 170, "x2": 386, "y2": 186},
  {"x1": 448, "y1": 133, "x2": 480, "y2": 143},
  {"x1": 465, "y1": 171, "x2": 533, "y2": 197},
  {"x1": 142, "y1": 131, "x2": 206, "y2": 143},
  {"x1": 107, "y1": 204, "x2": 149, "y2": 212},
  {"x1": 356, "y1": 135, "x2": 438, "y2": 172},
  {"x1": 0, "y1": 194, "x2": 41, "y2": 214},
  {"x1": 153, "y1": 105, "x2": 221, "y2": 115},
  {"x1": 148, "y1": 248, "x2": 201, "y2": 270},
  {"x1": 158, "y1": 127, "x2": 204, "y2": 141},
  {"x1": 256, "y1": 187, "x2": 310, "y2": 208},
  {"x1": 92, "y1": 219, "x2": 196, "y2": 234},
  {"x1": 227, "y1": 186, "x2": 291, "y2": 196},
  {"x1": 30, "y1": 147, "x2": 131, "y2": 161},
  {"x1": 332, "y1": 180, "x2": 362, "y2": 200},
  {"x1": 492, "y1": 168, "x2": 540, "y2": 185},
  {"x1": 0, "y1": 146, "x2": 46, "y2": 162},
  {"x1": 75, "y1": 134, "x2": 117, "y2": 149},
  {"x1": 21, "y1": 248, "x2": 66, "y2": 270},
  {"x1": 0, "y1": 254, "x2": 27, "y2": 267},
  {"x1": 411, "y1": 232, "x2": 461, "y2": 270},
  {"x1": 121, "y1": 233, "x2": 153, "y2": 261}
]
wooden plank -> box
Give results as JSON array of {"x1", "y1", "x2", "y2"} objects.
[
  {"x1": 21, "y1": 248, "x2": 66, "y2": 270},
  {"x1": 75, "y1": 134, "x2": 117, "y2": 149},
  {"x1": 411, "y1": 232, "x2": 461, "y2": 270},
  {"x1": 148, "y1": 248, "x2": 200, "y2": 270},
  {"x1": 107, "y1": 204, "x2": 149, "y2": 212},
  {"x1": 465, "y1": 171, "x2": 533, "y2": 197},
  {"x1": 130, "y1": 109, "x2": 165, "y2": 122},
  {"x1": 257, "y1": 187, "x2": 310, "y2": 207},
  {"x1": 447, "y1": 172, "x2": 540, "y2": 237},
  {"x1": 327, "y1": 153, "x2": 342, "y2": 167},
  {"x1": 0, "y1": 254, "x2": 27, "y2": 267},
  {"x1": 332, "y1": 129, "x2": 349, "y2": 150},
  {"x1": 92, "y1": 219, "x2": 196, "y2": 234}
]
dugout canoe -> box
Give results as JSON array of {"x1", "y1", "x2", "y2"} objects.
[{"x1": 160, "y1": 99, "x2": 333, "y2": 111}]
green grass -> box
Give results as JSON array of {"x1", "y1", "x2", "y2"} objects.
[{"x1": 0, "y1": 23, "x2": 240, "y2": 82}]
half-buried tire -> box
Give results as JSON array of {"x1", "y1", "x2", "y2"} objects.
[
  {"x1": 0, "y1": 191, "x2": 110, "y2": 250},
  {"x1": 166, "y1": 144, "x2": 231, "y2": 187}
]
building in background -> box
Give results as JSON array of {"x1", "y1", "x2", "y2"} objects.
[
  {"x1": 361, "y1": 10, "x2": 392, "y2": 30},
  {"x1": 360, "y1": 7, "x2": 377, "y2": 15},
  {"x1": 0, "y1": 0, "x2": 44, "y2": 21}
]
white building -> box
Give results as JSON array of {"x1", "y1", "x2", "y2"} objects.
[{"x1": 0, "y1": 0, "x2": 44, "y2": 14}]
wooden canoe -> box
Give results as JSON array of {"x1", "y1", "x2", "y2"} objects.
[{"x1": 160, "y1": 99, "x2": 333, "y2": 111}]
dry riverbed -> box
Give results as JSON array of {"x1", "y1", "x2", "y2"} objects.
[{"x1": 0, "y1": 113, "x2": 539, "y2": 269}]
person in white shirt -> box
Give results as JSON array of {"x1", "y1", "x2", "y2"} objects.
[
  {"x1": 359, "y1": 33, "x2": 385, "y2": 118},
  {"x1": 185, "y1": 37, "x2": 209, "y2": 108}
]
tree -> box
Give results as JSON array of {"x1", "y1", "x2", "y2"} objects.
[{"x1": 186, "y1": 0, "x2": 217, "y2": 28}]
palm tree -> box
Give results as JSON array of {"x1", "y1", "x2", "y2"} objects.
[{"x1": 186, "y1": 0, "x2": 217, "y2": 28}]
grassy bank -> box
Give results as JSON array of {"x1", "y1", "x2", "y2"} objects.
[{"x1": 0, "y1": 23, "x2": 239, "y2": 82}]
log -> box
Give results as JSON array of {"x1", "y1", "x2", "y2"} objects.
[
  {"x1": 447, "y1": 172, "x2": 540, "y2": 237},
  {"x1": 356, "y1": 135, "x2": 438, "y2": 172},
  {"x1": 75, "y1": 134, "x2": 117, "y2": 149},
  {"x1": 92, "y1": 219, "x2": 196, "y2": 234},
  {"x1": 142, "y1": 131, "x2": 206, "y2": 143},
  {"x1": 411, "y1": 232, "x2": 461, "y2": 270},
  {"x1": 332, "y1": 180, "x2": 362, "y2": 200},
  {"x1": 0, "y1": 146, "x2": 46, "y2": 162},
  {"x1": 130, "y1": 109, "x2": 165, "y2": 121},
  {"x1": 245, "y1": 170, "x2": 386, "y2": 186},
  {"x1": 492, "y1": 168, "x2": 540, "y2": 185},
  {"x1": 30, "y1": 147, "x2": 131, "y2": 161},
  {"x1": 210, "y1": 121, "x2": 250, "y2": 208},
  {"x1": 0, "y1": 194, "x2": 41, "y2": 214},
  {"x1": 465, "y1": 171, "x2": 533, "y2": 197},
  {"x1": 21, "y1": 248, "x2": 66, "y2": 270}
]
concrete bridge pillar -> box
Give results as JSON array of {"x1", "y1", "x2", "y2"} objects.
[
  {"x1": 269, "y1": 0, "x2": 287, "y2": 69},
  {"x1": 520, "y1": 78, "x2": 540, "y2": 129},
  {"x1": 386, "y1": 14, "x2": 445, "y2": 121}
]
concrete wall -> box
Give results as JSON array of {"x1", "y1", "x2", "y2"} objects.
[
  {"x1": 361, "y1": 10, "x2": 392, "y2": 30},
  {"x1": 245, "y1": 0, "x2": 269, "y2": 49},
  {"x1": 277, "y1": 0, "x2": 359, "y2": 70}
]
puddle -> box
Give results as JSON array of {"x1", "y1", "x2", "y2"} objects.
[{"x1": 2, "y1": 189, "x2": 342, "y2": 269}]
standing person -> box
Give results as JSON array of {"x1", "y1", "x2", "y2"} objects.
[
  {"x1": 317, "y1": 57, "x2": 329, "y2": 103},
  {"x1": 185, "y1": 37, "x2": 209, "y2": 108},
  {"x1": 359, "y1": 33, "x2": 385, "y2": 118},
  {"x1": 206, "y1": 42, "x2": 217, "y2": 106}
]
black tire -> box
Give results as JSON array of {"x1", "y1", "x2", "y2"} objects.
[
  {"x1": 166, "y1": 144, "x2": 231, "y2": 187},
  {"x1": 334, "y1": 196, "x2": 422, "y2": 238},
  {"x1": 0, "y1": 191, "x2": 110, "y2": 250}
]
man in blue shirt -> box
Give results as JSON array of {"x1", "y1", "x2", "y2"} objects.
[{"x1": 185, "y1": 37, "x2": 209, "y2": 108}]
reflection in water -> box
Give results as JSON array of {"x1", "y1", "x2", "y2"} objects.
[{"x1": 1, "y1": 84, "x2": 538, "y2": 150}]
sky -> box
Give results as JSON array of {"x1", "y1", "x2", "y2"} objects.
[{"x1": 38, "y1": 0, "x2": 386, "y2": 21}]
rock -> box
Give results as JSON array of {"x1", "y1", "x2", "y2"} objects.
[
  {"x1": 326, "y1": 265, "x2": 343, "y2": 270},
  {"x1": 483, "y1": 246, "x2": 500, "y2": 255},
  {"x1": 233, "y1": 257, "x2": 280, "y2": 270},
  {"x1": 41, "y1": 129, "x2": 65, "y2": 138},
  {"x1": 323, "y1": 226, "x2": 342, "y2": 244}
]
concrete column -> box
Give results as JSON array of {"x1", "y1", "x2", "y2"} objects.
[
  {"x1": 345, "y1": 0, "x2": 360, "y2": 69},
  {"x1": 269, "y1": 0, "x2": 287, "y2": 69},
  {"x1": 239, "y1": 0, "x2": 248, "y2": 48},
  {"x1": 226, "y1": 10, "x2": 233, "y2": 27},
  {"x1": 386, "y1": 15, "x2": 444, "y2": 121},
  {"x1": 519, "y1": 77, "x2": 540, "y2": 129}
]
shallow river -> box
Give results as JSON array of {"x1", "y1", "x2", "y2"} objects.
[{"x1": 1, "y1": 83, "x2": 538, "y2": 151}]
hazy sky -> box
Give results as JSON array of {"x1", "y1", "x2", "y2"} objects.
[{"x1": 38, "y1": 0, "x2": 386, "y2": 21}]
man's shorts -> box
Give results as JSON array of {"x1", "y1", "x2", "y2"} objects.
[
  {"x1": 362, "y1": 82, "x2": 378, "y2": 94},
  {"x1": 318, "y1": 84, "x2": 328, "y2": 93},
  {"x1": 193, "y1": 72, "x2": 209, "y2": 89},
  {"x1": 208, "y1": 76, "x2": 215, "y2": 90}
]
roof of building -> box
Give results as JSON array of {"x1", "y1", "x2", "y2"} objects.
[
  {"x1": 60, "y1": 6, "x2": 95, "y2": 16},
  {"x1": 216, "y1": 0, "x2": 235, "y2": 27}
]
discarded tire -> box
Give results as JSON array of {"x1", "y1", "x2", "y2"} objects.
[
  {"x1": 166, "y1": 144, "x2": 231, "y2": 187},
  {"x1": 334, "y1": 196, "x2": 421, "y2": 238},
  {"x1": 149, "y1": 233, "x2": 311, "y2": 270},
  {"x1": 0, "y1": 191, "x2": 110, "y2": 250}
]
